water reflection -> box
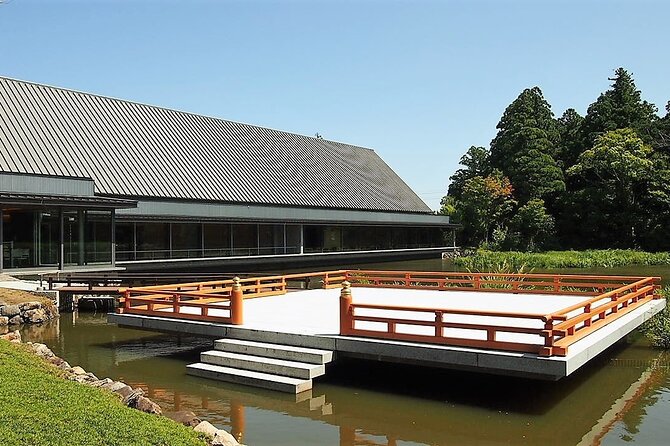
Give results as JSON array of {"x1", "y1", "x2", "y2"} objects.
[{"x1": 17, "y1": 311, "x2": 670, "y2": 446}]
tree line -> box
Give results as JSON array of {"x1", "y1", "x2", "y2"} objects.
[{"x1": 441, "y1": 68, "x2": 670, "y2": 251}]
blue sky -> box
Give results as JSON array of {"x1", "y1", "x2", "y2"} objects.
[{"x1": 1, "y1": 0, "x2": 668, "y2": 210}]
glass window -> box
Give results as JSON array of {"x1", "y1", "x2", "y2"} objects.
[
  {"x1": 2, "y1": 210, "x2": 37, "y2": 268},
  {"x1": 63, "y1": 210, "x2": 82, "y2": 266},
  {"x1": 232, "y1": 224, "x2": 257, "y2": 256},
  {"x1": 303, "y1": 225, "x2": 323, "y2": 253},
  {"x1": 203, "y1": 223, "x2": 231, "y2": 257},
  {"x1": 171, "y1": 223, "x2": 202, "y2": 258},
  {"x1": 84, "y1": 210, "x2": 112, "y2": 264},
  {"x1": 259, "y1": 224, "x2": 284, "y2": 255},
  {"x1": 136, "y1": 222, "x2": 170, "y2": 260},
  {"x1": 115, "y1": 222, "x2": 135, "y2": 261},
  {"x1": 285, "y1": 225, "x2": 301, "y2": 254}
]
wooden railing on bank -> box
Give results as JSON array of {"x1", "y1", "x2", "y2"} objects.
[{"x1": 117, "y1": 269, "x2": 662, "y2": 357}]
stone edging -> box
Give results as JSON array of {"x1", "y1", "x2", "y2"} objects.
[
  {"x1": 0, "y1": 301, "x2": 58, "y2": 327},
  {"x1": 0, "y1": 331, "x2": 244, "y2": 446}
]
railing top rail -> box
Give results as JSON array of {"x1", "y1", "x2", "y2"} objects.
[
  {"x1": 350, "y1": 302, "x2": 551, "y2": 321},
  {"x1": 550, "y1": 277, "x2": 659, "y2": 317},
  {"x1": 126, "y1": 270, "x2": 348, "y2": 293},
  {"x1": 347, "y1": 270, "x2": 649, "y2": 281}
]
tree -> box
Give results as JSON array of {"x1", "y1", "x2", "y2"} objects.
[
  {"x1": 490, "y1": 87, "x2": 564, "y2": 202},
  {"x1": 508, "y1": 199, "x2": 555, "y2": 251},
  {"x1": 580, "y1": 68, "x2": 658, "y2": 146},
  {"x1": 556, "y1": 108, "x2": 584, "y2": 168},
  {"x1": 447, "y1": 146, "x2": 491, "y2": 199},
  {"x1": 508, "y1": 128, "x2": 566, "y2": 203},
  {"x1": 650, "y1": 101, "x2": 670, "y2": 151},
  {"x1": 566, "y1": 128, "x2": 653, "y2": 247},
  {"x1": 451, "y1": 171, "x2": 515, "y2": 246}
]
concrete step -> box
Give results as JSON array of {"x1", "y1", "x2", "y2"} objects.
[
  {"x1": 214, "y1": 339, "x2": 334, "y2": 364},
  {"x1": 187, "y1": 362, "x2": 312, "y2": 394},
  {"x1": 201, "y1": 350, "x2": 326, "y2": 380}
]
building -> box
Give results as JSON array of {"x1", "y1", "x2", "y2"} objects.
[{"x1": 0, "y1": 76, "x2": 455, "y2": 274}]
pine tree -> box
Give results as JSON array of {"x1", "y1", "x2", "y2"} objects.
[
  {"x1": 580, "y1": 68, "x2": 658, "y2": 146},
  {"x1": 490, "y1": 87, "x2": 564, "y2": 203}
]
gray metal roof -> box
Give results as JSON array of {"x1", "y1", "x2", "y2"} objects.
[{"x1": 0, "y1": 76, "x2": 431, "y2": 214}]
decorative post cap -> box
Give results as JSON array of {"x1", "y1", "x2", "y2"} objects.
[
  {"x1": 232, "y1": 276, "x2": 241, "y2": 290},
  {"x1": 341, "y1": 280, "x2": 351, "y2": 295}
]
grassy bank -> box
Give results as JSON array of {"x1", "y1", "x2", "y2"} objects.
[
  {"x1": 0, "y1": 288, "x2": 53, "y2": 306},
  {"x1": 0, "y1": 340, "x2": 206, "y2": 446},
  {"x1": 641, "y1": 288, "x2": 670, "y2": 349},
  {"x1": 455, "y1": 249, "x2": 670, "y2": 271}
]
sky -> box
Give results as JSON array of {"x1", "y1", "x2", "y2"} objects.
[{"x1": 0, "y1": 0, "x2": 668, "y2": 210}]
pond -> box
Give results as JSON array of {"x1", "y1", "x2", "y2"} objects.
[{"x1": 17, "y1": 260, "x2": 670, "y2": 445}]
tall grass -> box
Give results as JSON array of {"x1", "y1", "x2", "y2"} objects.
[
  {"x1": 455, "y1": 249, "x2": 670, "y2": 270},
  {"x1": 640, "y1": 288, "x2": 670, "y2": 349}
]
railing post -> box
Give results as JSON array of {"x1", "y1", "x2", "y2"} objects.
[
  {"x1": 124, "y1": 290, "x2": 130, "y2": 311},
  {"x1": 340, "y1": 281, "x2": 353, "y2": 335},
  {"x1": 323, "y1": 272, "x2": 329, "y2": 289},
  {"x1": 553, "y1": 277, "x2": 560, "y2": 293},
  {"x1": 230, "y1": 277, "x2": 244, "y2": 325}
]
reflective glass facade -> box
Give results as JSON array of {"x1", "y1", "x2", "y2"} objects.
[
  {"x1": 1, "y1": 209, "x2": 113, "y2": 269},
  {"x1": 113, "y1": 221, "x2": 448, "y2": 261}
]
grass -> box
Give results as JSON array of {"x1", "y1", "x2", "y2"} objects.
[
  {"x1": 0, "y1": 340, "x2": 207, "y2": 446},
  {"x1": 640, "y1": 288, "x2": 670, "y2": 349},
  {"x1": 0, "y1": 288, "x2": 53, "y2": 307},
  {"x1": 455, "y1": 249, "x2": 670, "y2": 271}
]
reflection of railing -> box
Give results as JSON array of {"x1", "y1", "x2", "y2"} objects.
[{"x1": 338, "y1": 271, "x2": 661, "y2": 357}]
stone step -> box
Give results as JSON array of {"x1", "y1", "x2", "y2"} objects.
[
  {"x1": 214, "y1": 339, "x2": 334, "y2": 365},
  {"x1": 187, "y1": 362, "x2": 312, "y2": 394},
  {"x1": 201, "y1": 350, "x2": 326, "y2": 380}
]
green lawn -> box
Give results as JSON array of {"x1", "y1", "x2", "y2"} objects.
[{"x1": 0, "y1": 340, "x2": 207, "y2": 446}]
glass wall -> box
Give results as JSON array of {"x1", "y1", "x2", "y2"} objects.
[
  {"x1": 305, "y1": 225, "x2": 445, "y2": 253},
  {"x1": 136, "y1": 222, "x2": 170, "y2": 260},
  {"x1": 109, "y1": 220, "x2": 450, "y2": 262},
  {"x1": 172, "y1": 223, "x2": 202, "y2": 258},
  {"x1": 1, "y1": 208, "x2": 114, "y2": 270},
  {"x1": 203, "y1": 223, "x2": 231, "y2": 257},
  {"x1": 259, "y1": 224, "x2": 284, "y2": 255},
  {"x1": 84, "y1": 211, "x2": 112, "y2": 264},
  {"x1": 2, "y1": 210, "x2": 37, "y2": 268},
  {"x1": 285, "y1": 225, "x2": 301, "y2": 254},
  {"x1": 115, "y1": 222, "x2": 135, "y2": 261},
  {"x1": 232, "y1": 224, "x2": 257, "y2": 256}
]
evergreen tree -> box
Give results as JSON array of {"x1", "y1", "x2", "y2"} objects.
[
  {"x1": 490, "y1": 87, "x2": 564, "y2": 203},
  {"x1": 447, "y1": 146, "x2": 491, "y2": 199},
  {"x1": 556, "y1": 108, "x2": 584, "y2": 168},
  {"x1": 580, "y1": 68, "x2": 658, "y2": 146},
  {"x1": 650, "y1": 101, "x2": 670, "y2": 151}
]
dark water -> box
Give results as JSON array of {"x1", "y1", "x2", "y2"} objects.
[{"x1": 18, "y1": 260, "x2": 670, "y2": 446}]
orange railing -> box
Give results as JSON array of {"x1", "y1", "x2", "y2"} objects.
[
  {"x1": 117, "y1": 269, "x2": 662, "y2": 357},
  {"x1": 118, "y1": 271, "x2": 346, "y2": 323},
  {"x1": 341, "y1": 270, "x2": 646, "y2": 295},
  {"x1": 337, "y1": 271, "x2": 661, "y2": 357}
]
